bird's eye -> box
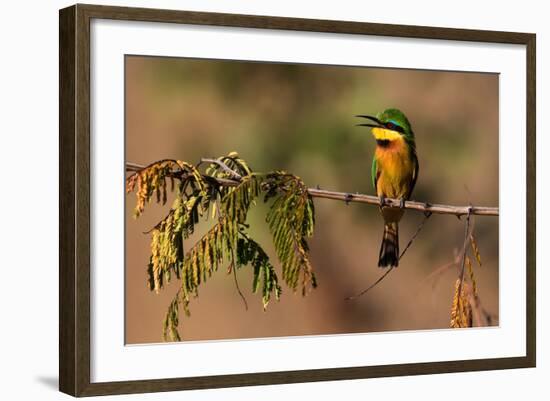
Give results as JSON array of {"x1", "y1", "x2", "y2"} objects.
[{"x1": 386, "y1": 122, "x2": 396, "y2": 130}]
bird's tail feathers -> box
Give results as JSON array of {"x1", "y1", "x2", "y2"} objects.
[{"x1": 378, "y1": 222, "x2": 399, "y2": 268}]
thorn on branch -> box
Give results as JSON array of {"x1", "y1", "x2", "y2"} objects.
[{"x1": 344, "y1": 193, "x2": 353, "y2": 205}]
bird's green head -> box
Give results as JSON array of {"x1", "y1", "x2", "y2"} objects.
[{"x1": 356, "y1": 108, "x2": 415, "y2": 144}]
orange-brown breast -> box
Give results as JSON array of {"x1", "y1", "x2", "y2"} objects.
[{"x1": 375, "y1": 136, "x2": 415, "y2": 200}]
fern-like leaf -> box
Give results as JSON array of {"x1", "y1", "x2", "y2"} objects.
[
  {"x1": 265, "y1": 172, "x2": 317, "y2": 295},
  {"x1": 237, "y1": 235, "x2": 282, "y2": 309},
  {"x1": 127, "y1": 154, "x2": 319, "y2": 341}
]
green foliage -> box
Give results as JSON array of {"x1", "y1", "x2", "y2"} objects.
[
  {"x1": 126, "y1": 152, "x2": 317, "y2": 341},
  {"x1": 264, "y1": 173, "x2": 317, "y2": 294},
  {"x1": 162, "y1": 289, "x2": 189, "y2": 342},
  {"x1": 237, "y1": 234, "x2": 282, "y2": 309}
]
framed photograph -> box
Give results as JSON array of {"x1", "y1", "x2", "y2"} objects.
[{"x1": 59, "y1": 4, "x2": 536, "y2": 397}]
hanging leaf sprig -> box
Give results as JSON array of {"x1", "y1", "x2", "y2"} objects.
[{"x1": 126, "y1": 152, "x2": 317, "y2": 341}]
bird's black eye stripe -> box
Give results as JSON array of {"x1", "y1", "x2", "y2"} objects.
[{"x1": 385, "y1": 122, "x2": 403, "y2": 133}]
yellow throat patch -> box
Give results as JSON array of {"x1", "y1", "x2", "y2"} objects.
[{"x1": 371, "y1": 127, "x2": 403, "y2": 142}]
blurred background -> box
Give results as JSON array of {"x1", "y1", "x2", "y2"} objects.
[{"x1": 125, "y1": 56, "x2": 499, "y2": 344}]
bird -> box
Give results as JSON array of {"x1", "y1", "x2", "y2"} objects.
[{"x1": 356, "y1": 108, "x2": 419, "y2": 267}]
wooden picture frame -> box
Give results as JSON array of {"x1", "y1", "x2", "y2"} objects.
[{"x1": 59, "y1": 3, "x2": 536, "y2": 397}]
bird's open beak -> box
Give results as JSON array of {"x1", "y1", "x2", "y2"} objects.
[
  {"x1": 355, "y1": 115, "x2": 383, "y2": 128},
  {"x1": 355, "y1": 115, "x2": 401, "y2": 141}
]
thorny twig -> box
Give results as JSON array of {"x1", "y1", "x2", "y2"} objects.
[
  {"x1": 126, "y1": 162, "x2": 499, "y2": 217},
  {"x1": 345, "y1": 211, "x2": 433, "y2": 300},
  {"x1": 456, "y1": 207, "x2": 473, "y2": 307},
  {"x1": 230, "y1": 258, "x2": 249, "y2": 311}
]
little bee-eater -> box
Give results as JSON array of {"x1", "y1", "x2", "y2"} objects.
[{"x1": 357, "y1": 108, "x2": 419, "y2": 267}]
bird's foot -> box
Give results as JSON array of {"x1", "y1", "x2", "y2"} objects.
[
  {"x1": 379, "y1": 195, "x2": 386, "y2": 207},
  {"x1": 399, "y1": 197, "x2": 406, "y2": 209}
]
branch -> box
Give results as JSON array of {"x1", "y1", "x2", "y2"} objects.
[
  {"x1": 200, "y1": 158, "x2": 243, "y2": 180},
  {"x1": 308, "y1": 189, "x2": 497, "y2": 217},
  {"x1": 126, "y1": 161, "x2": 239, "y2": 187},
  {"x1": 456, "y1": 208, "x2": 474, "y2": 306},
  {"x1": 230, "y1": 259, "x2": 248, "y2": 311},
  {"x1": 125, "y1": 162, "x2": 498, "y2": 217},
  {"x1": 345, "y1": 211, "x2": 433, "y2": 300}
]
